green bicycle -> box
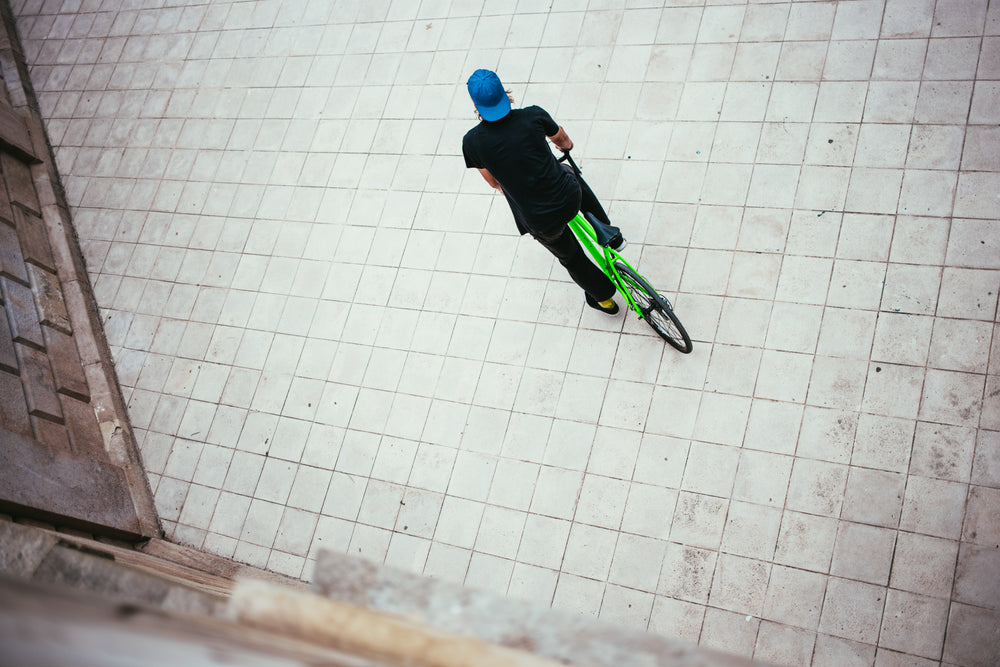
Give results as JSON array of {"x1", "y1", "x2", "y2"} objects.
[{"x1": 559, "y1": 152, "x2": 693, "y2": 353}]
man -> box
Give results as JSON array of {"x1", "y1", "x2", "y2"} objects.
[{"x1": 461, "y1": 69, "x2": 624, "y2": 315}]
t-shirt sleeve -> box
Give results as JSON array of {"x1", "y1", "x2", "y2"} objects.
[
  {"x1": 462, "y1": 131, "x2": 481, "y2": 169},
  {"x1": 533, "y1": 106, "x2": 560, "y2": 137}
]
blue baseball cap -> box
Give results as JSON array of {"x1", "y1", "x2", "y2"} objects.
[{"x1": 467, "y1": 69, "x2": 511, "y2": 121}]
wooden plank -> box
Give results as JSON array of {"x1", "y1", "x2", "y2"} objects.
[
  {"x1": 138, "y1": 538, "x2": 308, "y2": 591},
  {"x1": 51, "y1": 533, "x2": 234, "y2": 600},
  {"x1": 136, "y1": 538, "x2": 242, "y2": 580}
]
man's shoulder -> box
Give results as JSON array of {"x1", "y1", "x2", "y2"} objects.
[
  {"x1": 515, "y1": 105, "x2": 549, "y2": 118},
  {"x1": 518, "y1": 105, "x2": 557, "y2": 130},
  {"x1": 473, "y1": 105, "x2": 547, "y2": 120},
  {"x1": 462, "y1": 122, "x2": 485, "y2": 144}
]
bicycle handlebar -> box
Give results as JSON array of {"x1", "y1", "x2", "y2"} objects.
[{"x1": 557, "y1": 150, "x2": 582, "y2": 176}]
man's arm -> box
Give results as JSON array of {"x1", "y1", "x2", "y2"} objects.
[
  {"x1": 548, "y1": 126, "x2": 574, "y2": 152},
  {"x1": 478, "y1": 168, "x2": 502, "y2": 191}
]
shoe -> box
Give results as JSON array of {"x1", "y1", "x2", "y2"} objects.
[
  {"x1": 608, "y1": 233, "x2": 627, "y2": 251},
  {"x1": 586, "y1": 293, "x2": 620, "y2": 315}
]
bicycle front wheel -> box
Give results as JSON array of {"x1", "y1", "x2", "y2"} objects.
[{"x1": 614, "y1": 261, "x2": 693, "y2": 353}]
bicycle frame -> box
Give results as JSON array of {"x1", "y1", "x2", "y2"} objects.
[
  {"x1": 556, "y1": 151, "x2": 643, "y2": 316},
  {"x1": 566, "y1": 212, "x2": 646, "y2": 317}
]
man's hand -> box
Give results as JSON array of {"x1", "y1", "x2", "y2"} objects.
[{"x1": 549, "y1": 126, "x2": 573, "y2": 152}]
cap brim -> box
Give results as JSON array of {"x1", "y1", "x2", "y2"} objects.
[{"x1": 476, "y1": 95, "x2": 511, "y2": 121}]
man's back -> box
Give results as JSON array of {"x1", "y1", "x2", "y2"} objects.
[{"x1": 462, "y1": 106, "x2": 579, "y2": 234}]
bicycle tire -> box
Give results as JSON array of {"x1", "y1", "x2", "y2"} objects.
[{"x1": 614, "y1": 261, "x2": 693, "y2": 353}]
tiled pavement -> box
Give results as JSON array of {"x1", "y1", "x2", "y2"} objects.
[{"x1": 11, "y1": 0, "x2": 1000, "y2": 664}]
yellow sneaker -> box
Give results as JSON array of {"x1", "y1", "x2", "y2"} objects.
[{"x1": 586, "y1": 293, "x2": 620, "y2": 315}]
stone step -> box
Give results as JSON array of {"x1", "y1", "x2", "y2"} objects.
[
  {"x1": 309, "y1": 549, "x2": 752, "y2": 667},
  {"x1": 0, "y1": 518, "x2": 228, "y2": 616},
  {"x1": 1, "y1": 518, "x2": 750, "y2": 666}
]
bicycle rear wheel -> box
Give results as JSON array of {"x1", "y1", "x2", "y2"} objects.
[{"x1": 614, "y1": 261, "x2": 693, "y2": 353}]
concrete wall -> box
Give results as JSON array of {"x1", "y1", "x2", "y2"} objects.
[{"x1": 0, "y1": 0, "x2": 156, "y2": 539}]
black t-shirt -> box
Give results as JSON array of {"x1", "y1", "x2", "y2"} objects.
[{"x1": 463, "y1": 106, "x2": 581, "y2": 235}]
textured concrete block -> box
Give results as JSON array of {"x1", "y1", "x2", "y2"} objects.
[
  {"x1": 0, "y1": 152, "x2": 39, "y2": 214},
  {"x1": 33, "y1": 543, "x2": 175, "y2": 605},
  {"x1": 42, "y1": 204, "x2": 90, "y2": 286},
  {"x1": 41, "y1": 325, "x2": 88, "y2": 401},
  {"x1": 0, "y1": 99, "x2": 37, "y2": 163},
  {"x1": 27, "y1": 264, "x2": 70, "y2": 335},
  {"x1": 0, "y1": 519, "x2": 59, "y2": 578},
  {"x1": 14, "y1": 205, "x2": 55, "y2": 273},
  {"x1": 32, "y1": 165, "x2": 60, "y2": 209},
  {"x1": 0, "y1": 367, "x2": 29, "y2": 437},
  {"x1": 0, "y1": 167, "x2": 12, "y2": 223},
  {"x1": 61, "y1": 278, "x2": 101, "y2": 365},
  {"x1": 31, "y1": 414, "x2": 70, "y2": 452},
  {"x1": 311, "y1": 550, "x2": 732, "y2": 667},
  {"x1": 60, "y1": 395, "x2": 107, "y2": 461},
  {"x1": 0, "y1": 426, "x2": 141, "y2": 538},
  {"x1": 83, "y1": 361, "x2": 118, "y2": 424},
  {"x1": 15, "y1": 343, "x2": 62, "y2": 422},
  {"x1": 0, "y1": 219, "x2": 26, "y2": 282},
  {"x1": 0, "y1": 303, "x2": 16, "y2": 373},
  {"x1": 21, "y1": 113, "x2": 51, "y2": 170},
  {"x1": 1, "y1": 276, "x2": 43, "y2": 349}
]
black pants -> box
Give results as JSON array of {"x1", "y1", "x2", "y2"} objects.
[
  {"x1": 506, "y1": 166, "x2": 619, "y2": 302},
  {"x1": 534, "y1": 224, "x2": 617, "y2": 302},
  {"x1": 533, "y1": 166, "x2": 618, "y2": 302}
]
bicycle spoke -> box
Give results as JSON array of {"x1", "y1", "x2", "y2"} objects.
[{"x1": 613, "y1": 261, "x2": 693, "y2": 353}]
